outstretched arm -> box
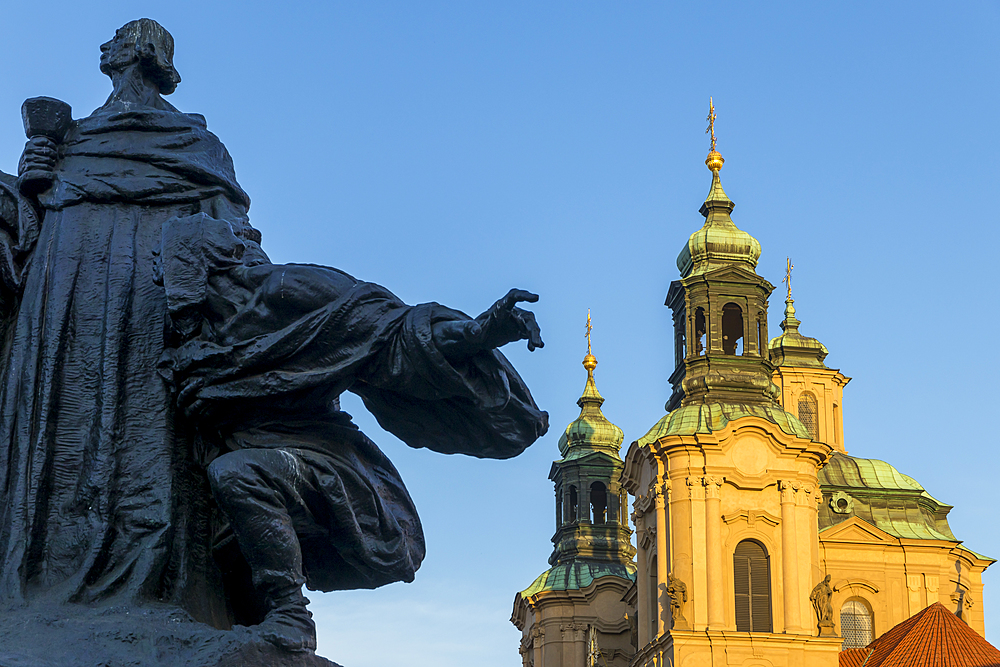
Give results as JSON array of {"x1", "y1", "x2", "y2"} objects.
[{"x1": 432, "y1": 289, "x2": 544, "y2": 360}]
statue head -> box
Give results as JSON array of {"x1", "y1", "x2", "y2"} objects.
[{"x1": 100, "y1": 19, "x2": 181, "y2": 95}]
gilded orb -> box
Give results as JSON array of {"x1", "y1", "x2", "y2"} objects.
[{"x1": 705, "y1": 149, "x2": 724, "y2": 172}]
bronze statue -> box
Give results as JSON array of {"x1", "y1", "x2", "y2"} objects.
[{"x1": 0, "y1": 19, "x2": 547, "y2": 663}]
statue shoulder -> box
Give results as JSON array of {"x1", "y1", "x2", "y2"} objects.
[{"x1": 0, "y1": 171, "x2": 18, "y2": 234}]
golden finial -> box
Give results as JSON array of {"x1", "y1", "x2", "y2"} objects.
[
  {"x1": 583, "y1": 310, "x2": 597, "y2": 371},
  {"x1": 782, "y1": 257, "x2": 795, "y2": 300},
  {"x1": 705, "y1": 97, "x2": 725, "y2": 172}
]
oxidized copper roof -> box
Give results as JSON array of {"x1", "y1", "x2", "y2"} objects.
[
  {"x1": 636, "y1": 402, "x2": 810, "y2": 445},
  {"x1": 519, "y1": 560, "x2": 636, "y2": 597},
  {"x1": 839, "y1": 602, "x2": 1000, "y2": 667},
  {"x1": 818, "y1": 453, "x2": 960, "y2": 542},
  {"x1": 676, "y1": 170, "x2": 761, "y2": 278},
  {"x1": 556, "y1": 352, "x2": 624, "y2": 458}
]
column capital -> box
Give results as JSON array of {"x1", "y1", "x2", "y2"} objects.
[
  {"x1": 703, "y1": 476, "x2": 725, "y2": 499},
  {"x1": 652, "y1": 478, "x2": 671, "y2": 507},
  {"x1": 686, "y1": 476, "x2": 704, "y2": 498},
  {"x1": 779, "y1": 480, "x2": 799, "y2": 503}
]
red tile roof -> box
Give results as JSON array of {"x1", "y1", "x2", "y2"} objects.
[
  {"x1": 840, "y1": 648, "x2": 870, "y2": 667},
  {"x1": 838, "y1": 602, "x2": 1000, "y2": 667}
]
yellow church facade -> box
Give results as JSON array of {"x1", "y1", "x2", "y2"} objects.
[
  {"x1": 513, "y1": 105, "x2": 992, "y2": 667},
  {"x1": 618, "y1": 124, "x2": 993, "y2": 667}
]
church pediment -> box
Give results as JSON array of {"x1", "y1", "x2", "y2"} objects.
[
  {"x1": 819, "y1": 516, "x2": 896, "y2": 544},
  {"x1": 698, "y1": 264, "x2": 768, "y2": 285}
]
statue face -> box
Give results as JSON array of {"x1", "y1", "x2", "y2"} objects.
[{"x1": 99, "y1": 28, "x2": 138, "y2": 75}]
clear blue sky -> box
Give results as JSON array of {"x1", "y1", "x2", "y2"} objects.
[{"x1": 1, "y1": 3, "x2": 998, "y2": 665}]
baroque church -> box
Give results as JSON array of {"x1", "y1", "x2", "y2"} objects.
[{"x1": 510, "y1": 107, "x2": 996, "y2": 667}]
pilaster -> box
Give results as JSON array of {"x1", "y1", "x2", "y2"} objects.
[
  {"x1": 779, "y1": 480, "x2": 803, "y2": 632},
  {"x1": 703, "y1": 476, "x2": 725, "y2": 629}
]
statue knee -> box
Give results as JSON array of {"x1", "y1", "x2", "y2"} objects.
[{"x1": 207, "y1": 449, "x2": 264, "y2": 499}]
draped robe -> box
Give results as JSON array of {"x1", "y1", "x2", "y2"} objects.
[{"x1": 0, "y1": 107, "x2": 254, "y2": 623}]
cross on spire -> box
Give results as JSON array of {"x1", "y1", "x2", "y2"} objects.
[
  {"x1": 706, "y1": 97, "x2": 718, "y2": 153},
  {"x1": 783, "y1": 257, "x2": 795, "y2": 300},
  {"x1": 585, "y1": 309, "x2": 593, "y2": 355}
]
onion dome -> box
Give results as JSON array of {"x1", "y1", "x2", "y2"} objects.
[
  {"x1": 557, "y1": 350, "x2": 624, "y2": 458},
  {"x1": 676, "y1": 147, "x2": 762, "y2": 278}
]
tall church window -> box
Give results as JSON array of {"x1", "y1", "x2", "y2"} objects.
[
  {"x1": 734, "y1": 540, "x2": 772, "y2": 632},
  {"x1": 797, "y1": 392, "x2": 819, "y2": 440},
  {"x1": 694, "y1": 308, "x2": 707, "y2": 355},
  {"x1": 569, "y1": 485, "x2": 578, "y2": 522},
  {"x1": 840, "y1": 599, "x2": 874, "y2": 648},
  {"x1": 722, "y1": 303, "x2": 743, "y2": 355},
  {"x1": 590, "y1": 482, "x2": 607, "y2": 524}
]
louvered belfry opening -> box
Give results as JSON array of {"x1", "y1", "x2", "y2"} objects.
[
  {"x1": 590, "y1": 481, "x2": 607, "y2": 524},
  {"x1": 797, "y1": 392, "x2": 819, "y2": 440},
  {"x1": 721, "y1": 302, "x2": 744, "y2": 355},
  {"x1": 733, "y1": 540, "x2": 772, "y2": 632}
]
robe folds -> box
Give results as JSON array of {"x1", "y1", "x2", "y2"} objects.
[
  {"x1": 157, "y1": 214, "x2": 548, "y2": 593},
  {"x1": 0, "y1": 107, "x2": 253, "y2": 623}
]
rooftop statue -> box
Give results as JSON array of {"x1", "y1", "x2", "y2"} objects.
[{"x1": 0, "y1": 19, "x2": 547, "y2": 664}]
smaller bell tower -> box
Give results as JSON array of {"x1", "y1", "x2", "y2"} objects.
[
  {"x1": 512, "y1": 316, "x2": 637, "y2": 667},
  {"x1": 768, "y1": 267, "x2": 851, "y2": 452}
]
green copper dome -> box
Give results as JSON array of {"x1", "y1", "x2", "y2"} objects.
[
  {"x1": 676, "y1": 170, "x2": 762, "y2": 278},
  {"x1": 557, "y1": 354, "x2": 625, "y2": 458},
  {"x1": 819, "y1": 453, "x2": 963, "y2": 542}
]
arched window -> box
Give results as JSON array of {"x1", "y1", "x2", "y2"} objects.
[
  {"x1": 722, "y1": 303, "x2": 744, "y2": 355},
  {"x1": 734, "y1": 540, "x2": 772, "y2": 632},
  {"x1": 694, "y1": 308, "x2": 707, "y2": 355},
  {"x1": 590, "y1": 482, "x2": 607, "y2": 524},
  {"x1": 797, "y1": 392, "x2": 819, "y2": 440},
  {"x1": 840, "y1": 599, "x2": 874, "y2": 648},
  {"x1": 568, "y1": 485, "x2": 578, "y2": 522}
]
